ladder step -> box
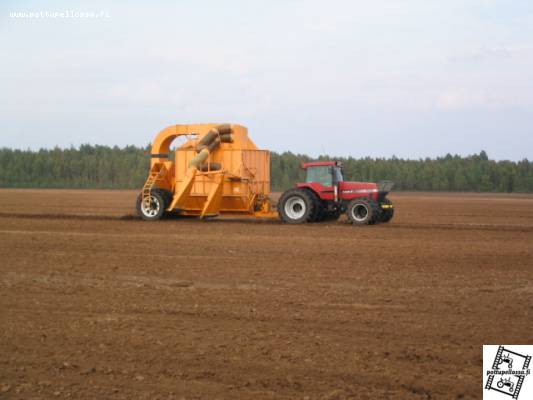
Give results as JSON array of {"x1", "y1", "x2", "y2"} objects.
[{"x1": 141, "y1": 163, "x2": 168, "y2": 202}]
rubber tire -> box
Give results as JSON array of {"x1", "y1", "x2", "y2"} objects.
[
  {"x1": 306, "y1": 190, "x2": 324, "y2": 222},
  {"x1": 136, "y1": 189, "x2": 167, "y2": 221},
  {"x1": 278, "y1": 188, "x2": 318, "y2": 224},
  {"x1": 379, "y1": 198, "x2": 394, "y2": 223},
  {"x1": 347, "y1": 198, "x2": 380, "y2": 225},
  {"x1": 157, "y1": 188, "x2": 173, "y2": 210}
]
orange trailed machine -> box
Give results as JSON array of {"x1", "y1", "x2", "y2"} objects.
[{"x1": 137, "y1": 123, "x2": 276, "y2": 220}]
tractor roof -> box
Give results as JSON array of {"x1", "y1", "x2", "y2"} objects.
[{"x1": 301, "y1": 161, "x2": 340, "y2": 169}]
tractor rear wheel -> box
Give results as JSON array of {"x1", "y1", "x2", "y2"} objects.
[
  {"x1": 278, "y1": 188, "x2": 318, "y2": 224},
  {"x1": 307, "y1": 190, "x2": 324, "y2": 222},
  {"x1": 347, "y1": 198, "x2": 379, "y2": 225},
  {"x1": 136, "y1": 189, "x2": 168, "y2": 221}
]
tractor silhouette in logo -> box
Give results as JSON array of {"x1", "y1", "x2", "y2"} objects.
[
  {"x1": 497, "y1": 377, "x2": 515, "y2": 393},
  {"x1": 498, "y1": 353, "x2": 513, "y2": 369}
]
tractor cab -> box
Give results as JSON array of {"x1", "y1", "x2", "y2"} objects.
[{"x1": 302, "y1": 161, "x2": 343, "y2": 196}]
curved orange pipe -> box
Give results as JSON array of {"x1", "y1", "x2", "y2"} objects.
[{"x1": 150, "y1": 123, "x2": 222, "y2": 166}]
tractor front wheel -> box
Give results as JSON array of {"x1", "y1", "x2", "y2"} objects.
[
  {"x1": 278, "y1": 189, "x2": 317, "y2": 224},
  {"x1": 347, "y1": 198, "x2": 379, "y2": 225}
]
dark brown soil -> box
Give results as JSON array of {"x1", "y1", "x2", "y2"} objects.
[{"x1": 1, "y1": 189, "x2": 532, "y2": 399}]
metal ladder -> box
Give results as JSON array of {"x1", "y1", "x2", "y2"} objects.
[{"x1": 142, "y1": 163, "x2": 167, "y2": 202}]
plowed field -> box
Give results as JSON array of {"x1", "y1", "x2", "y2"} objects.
[{"x1": 1, "y1": 189, "x2": 532, "y2": 399}]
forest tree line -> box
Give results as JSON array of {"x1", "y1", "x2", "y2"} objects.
[{"x1": 0, "y1": 146, "x2": 532, "y2": 192}]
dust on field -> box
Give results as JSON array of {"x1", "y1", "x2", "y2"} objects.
[{"x1": 0, "y1": 189, "x2": 532, "y2": 399}]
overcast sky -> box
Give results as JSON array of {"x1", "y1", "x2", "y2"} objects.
[{"x1": 1, "y1": 0, "x2": 532, "y2": 160}]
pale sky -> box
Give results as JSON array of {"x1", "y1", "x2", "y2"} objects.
[{"x1": 1, "y1": 0, "x2": 532, "y2": 160}]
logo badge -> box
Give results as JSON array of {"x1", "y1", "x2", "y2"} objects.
[{"x1": 484, "y1": 345, "x2": 532, "y2": 399}]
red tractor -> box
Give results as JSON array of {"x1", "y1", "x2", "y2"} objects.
[{"x1": 278, "y1": 161, "x2": 394, "y2": 224}]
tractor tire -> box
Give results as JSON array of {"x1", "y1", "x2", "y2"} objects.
[
  {"x1": 347, "y1": 198, "x2": 380, "y2": 225},
  {"x1": 136, "y1": 189, "x2": 168, "y2": 221},
  {"x1": 379, "y1": 198, "x2": 394, "y2": 223},
  {"x1": 306, "y1": 190, "x2": 324, "y2": 222},
  {"x1": 278, "y1": 188, "x2": 318, "y2": 224}
]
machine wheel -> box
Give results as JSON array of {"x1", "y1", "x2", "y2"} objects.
[
  {"x1": 158, "y1": 188, "x2": 173, "y2": 210},
  {"x1": 136, "y1": 189, "x2": 168, "y2": 221},
  {"x1": 307, "y1": 190, "x2": 324, "y2": 222},
  {"x1": 347, "y1": 198, "x2": 379, "y2": 225},
  {"x1": 278, "y1": 189, "x2": 318, "y2": 224},
  {"x1": 379, "y1": 198, "x2": 394, "y2": 223},
  {"x1": 497, "y1": 381, "x2": 504, "y2": 389}
]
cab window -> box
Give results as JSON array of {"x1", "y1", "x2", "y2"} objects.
[{"x1": 306, "y1": 166, "x2": 333, "y2": 186}]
